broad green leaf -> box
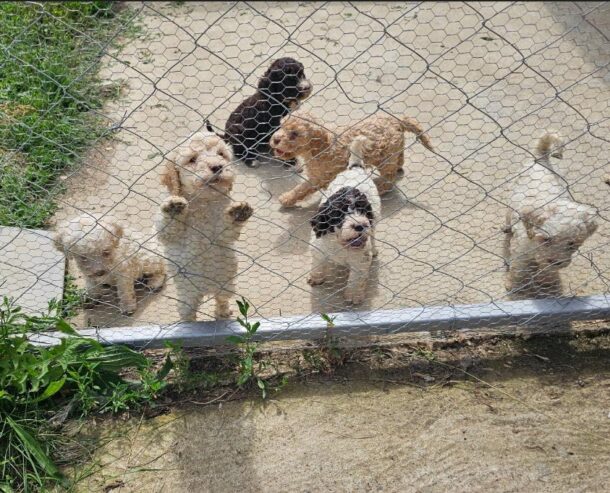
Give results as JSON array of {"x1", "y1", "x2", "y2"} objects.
[
  {"x1": 55, "y1": 319, "x2": 78, "y2": 335},
  {"x1": 156, "y1": 354, "x2": 173, "y2": 380},
  {"x1": 237, "y1": 298, "x2": 249, "y2": 317},
  {"x1": 6, "y1": 416, "x2": 63, "y2": 481},
  {"x1": 34, "y1": 377, "x2": 66, "y2": 402}
]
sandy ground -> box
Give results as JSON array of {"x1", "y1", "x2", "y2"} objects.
[
  {"x1": 67, "y1": 332, "x2": 610, "y2": 492},
  {"x1": 51, "y1": 2, "x2": 610, "y2": 330}
]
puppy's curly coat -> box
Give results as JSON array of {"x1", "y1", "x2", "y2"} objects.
[
  {"x1": 270, "y1": 110, "x2": 433, "y2": 207},
  {"x1": 308, "y1": 136, "x2": 381, "y2": 305},
  {"x1": 54, "y1": 214, "x2": 166, "y2": 315},
  {"x1": 215, "y1": 57, "x2": 312, "y2": 167},
  {"x1": 156, "y1": 130, "x2": 253, "y2": 321},
  {"x1": 503, "y1": 133, "x2": 598, "y2": 299}
]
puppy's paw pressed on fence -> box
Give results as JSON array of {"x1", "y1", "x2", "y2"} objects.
[
  {"x1": 161, "y1": 196, "x2": 188, "y2": 217},
  {"x1": 227, "y1": 202, "x2": 253, "y2": 223}
]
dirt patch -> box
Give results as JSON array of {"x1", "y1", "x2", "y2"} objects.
[{"x1": 68, "y1": 332, "x2": 610, "y2": 492}]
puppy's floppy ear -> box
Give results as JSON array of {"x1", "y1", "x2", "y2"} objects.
[
  {"x1": 160, "y1": 158, "x2": 182, "y2": 195},
  {"x1": 310, "y1": 204, "x2": 332, "y2": 239},
  {"x1": 520, "y1": 206, "x2": 552, "y2": 241},
  {"x1": 311, "y1": 187, "x2": 355, "y2": 238},
  {"x1": 258, "y1": 59, "x2": 285, "y2": 92}
]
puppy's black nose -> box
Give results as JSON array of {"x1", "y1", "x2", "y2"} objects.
[
  {"x1": 353, "y1": 224, "x2": 365, "y2": 232},
  {"x1": 210, "y1": 165, "x2": 222, "y2": 174}
]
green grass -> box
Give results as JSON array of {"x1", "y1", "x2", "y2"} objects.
[
  {"x1": 0, "y1": 1, "x2": 130, "y2": 228},
  {"x1": 0, "y1": 297, "x2": 173, "y2": 492}
]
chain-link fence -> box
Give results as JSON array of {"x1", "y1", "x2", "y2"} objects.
[{"x1": 2, "y1": 2, "x2": 609, "y2": 347}]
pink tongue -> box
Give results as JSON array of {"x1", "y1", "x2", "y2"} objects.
[{"x1": 350, "y1": 236, "x2": 365, "y2": 247}]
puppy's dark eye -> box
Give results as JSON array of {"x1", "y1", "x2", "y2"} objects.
[
  {"x1": 188, "y1": 156, "x2": 197, "y2": 164},
  {"x1": 102, "y1": 250, "x2": 111, "y2": 258},
  {"x1": 289, "y1": 130, "x2": 299, "y2": 140},
  {"x1": 217, "y1": 149, "x2": 228, "y2": 159},
  {"x1": 567, "y1": 241, "x2": 576, "y2": 250}
]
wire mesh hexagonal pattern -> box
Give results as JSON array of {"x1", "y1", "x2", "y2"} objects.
[{"x1": 2, "y1": 2, "x2": 609, "y2": 346}]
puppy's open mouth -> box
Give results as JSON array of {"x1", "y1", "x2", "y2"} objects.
[
  {"x1": 273, "y1": 148, "x2": 293, "y2": 160},
  {"x1": 345, "y1": 236, "x2": 367, "y2": 249}
]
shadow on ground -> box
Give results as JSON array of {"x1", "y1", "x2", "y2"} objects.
[{"x1": 67, "y1": 331, "x2": 610, "y2": 493}]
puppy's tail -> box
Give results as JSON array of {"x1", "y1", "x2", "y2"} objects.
[
  {"x1": 205, "y1": 119, "x2": 226, "y2": 141},
  {"x1": 400, "y1": 116, "x2": 434, "y2": 152},
  {"x1": 348, "y1": 136, "x2": 369, "y2": 169},
  {"x1": 535, "y1": 132, "x2": 563, "y2": 166}
]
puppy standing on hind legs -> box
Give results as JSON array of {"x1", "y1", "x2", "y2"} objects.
[
  {"x1": 308, "y1": 136, "x2": 380, "y2": 305},
  {"x1": 155, "y1": 130, "x2": 253, "y2": 321},
  {"x1": 504, "y1": 132, "x2": 598, "y2": 299}
]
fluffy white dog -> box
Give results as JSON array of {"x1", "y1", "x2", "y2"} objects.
[
  {"x1": 307, "y1": 136, "x2": 381, "y2": 305},
  {"x1": 54, "y1": 213, "x2": 166, "y2": 314},
  {"x1": 504, "y1": 132, "x2": 598, "y2": 298},
  {"x1": 155, "y1": 130, "x2": 253, "y2": 321}
]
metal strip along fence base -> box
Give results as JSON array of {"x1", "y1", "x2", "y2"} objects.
[{"x1": 30, "y1": 294, "x2": 610, "y2": 349}]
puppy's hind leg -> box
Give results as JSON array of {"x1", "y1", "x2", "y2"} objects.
[
  {"x1": 174, "y1": 275, "x2": 203, "y2": 322},
  {"x1": 214, "y1": 292, "x2": 233, "y2": 319},
  {"x1": 116, "y1": 274, "x2": 137, "y2": 315},
  {"x1": 145, "y1": 268, "x2": 166, "y2": 292}
]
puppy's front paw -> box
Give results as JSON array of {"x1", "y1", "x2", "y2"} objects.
[
  {"x1": 161, "y1": 196, "x2": 188, "y2": 217},
  {"x1": 307, "y1": 275, "x2": 326, "y2": 286},
  {"x1": 279, "y1": 192, "x2": 296, "y2": 208},
  {"x1": 227, "y1": 202, "x2": 253, "y2": 223}
]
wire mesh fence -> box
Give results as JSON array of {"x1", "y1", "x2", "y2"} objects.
[{"x1": 2, "y1": 1, "x2": 609, "y2": 347}]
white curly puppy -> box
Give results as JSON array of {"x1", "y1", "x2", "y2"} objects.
[
  {"x1": 308, "y1": 136, "x2": 381, "y2": 305},
  {"x1": 155, "y1": 130, "x2": 253, "y2": 321},
  {"x1": 504, "y1": 132, "x2": 598, "y2": 298},
  {"x1": 54, "y1": 214, "x2": 166, "y2": 314}
]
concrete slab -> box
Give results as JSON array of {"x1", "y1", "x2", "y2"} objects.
[{"x1": 0, "y1": 226, "x2": 65, "y2": 316}]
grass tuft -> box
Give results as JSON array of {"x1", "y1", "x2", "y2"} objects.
[{"x1": 0, "y1": 1, "x2": 131, "y2": 227}]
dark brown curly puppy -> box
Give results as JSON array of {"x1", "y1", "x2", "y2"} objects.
[{"x1": 210, "y1": 57, "x2": 312, "y2": 167}]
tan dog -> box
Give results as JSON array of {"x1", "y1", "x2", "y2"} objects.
[
  {"x1": 54, "y1": 214, "x2": 166, "y2": 315},
  {"x1": 155, "y1": 131, "x2": 253, "y2": 321},
  {"x1": 504, "y1": 133, "x2": 598, "y2": 298},
  {"x1": 269, "y1": 110, "x2": 433, "y2": 207}
]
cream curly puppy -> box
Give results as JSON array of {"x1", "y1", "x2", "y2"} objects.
[
  {"x1": 308, "y1": 136, "x2": 381, "y2": 305},
  {"x1": 270, "y1": 110, "x2": 433, "y2": 207},
  {"x1": 504, "y1": 132, "x2": 598, "y2": 298},
  {"x1": 155, "y1": 130, "x2": 253, "y2": 321},
  {"x1": 54, "y1": 214, "x2": 166, "y2": 315}
]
